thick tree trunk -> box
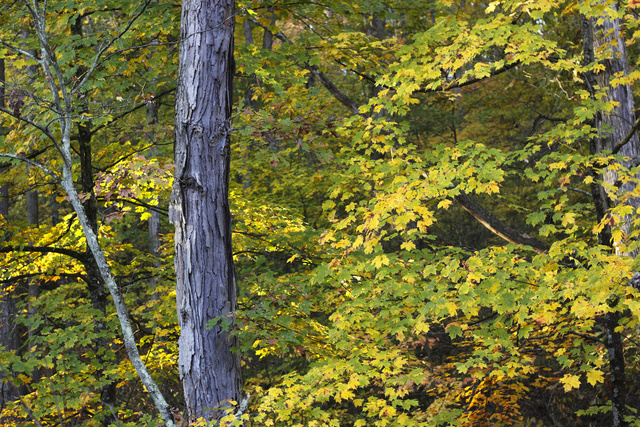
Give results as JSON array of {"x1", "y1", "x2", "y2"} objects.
[
  {"x1": 170, "y1": 0, "x2": 243, "y2": 421},
  {"x1": 582, "y1": 8, "x2": 639, "y2": 426}
]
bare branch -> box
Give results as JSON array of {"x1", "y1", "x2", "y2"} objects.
[
  {"x1": 89, "y1": 87, "x2": 176, "y2": 136},
  {"x1": 72, "y1": 0, "x2": 154, "y2": 97},
  {"x1": 0, "y1": 38, "x2": 41, "y2": 63},
  {"x1": 0, "y1": 106, "x2": 62, "y2": 149},
  {"x1": 612, "y1": 115, "x2": 640, "y2": 155},
  {"x1": 0, "y1": 244, "x2": 86, "y2": 262},
  {"x1": 0, "y1": 144, "x2": 54, "y2": 171},
  {"x1": 308, "y1": 65, "x2": 361, "y2": 115},
  {"x1": 0, "y1": 153, "x2": 61, "y2": 183},
  {"x1": 454, "y1": 192, "x2": 550, "y2": 253}
]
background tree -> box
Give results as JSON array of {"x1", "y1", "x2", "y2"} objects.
[{"x1": 3, "y1": 0, "x2": 640, "y2": 426}]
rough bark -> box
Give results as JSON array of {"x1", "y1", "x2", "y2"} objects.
[
  {"x1": 170, "y1": 0, "x2": 243, "y2": 420},
  {"x1": 581, "y1": 8, "x2": 639, "y2": 426}
]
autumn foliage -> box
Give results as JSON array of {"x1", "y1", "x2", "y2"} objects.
[{"x1": 2, "y1": 0, "x2": 640, "y2": 426}]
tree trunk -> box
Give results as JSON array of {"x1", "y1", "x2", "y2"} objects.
[
  {"x1": 581, "y1": 8, "x2": 639, "y2": 426},
  {"x1": 26, "y1": 183, "x2": 40, "y2": 384},
  {"x1": 49, "y1": 190, "x2": 59, "y2": 226},
  {"x1": 0, "y1": 56, "x2": 22, "y2": 414},
  {"x1": 71, "y1": 16, "x2": 120, "y2": 423},
  {"x1": 146, "y1": 95, "x2": 162, "y2": 296},
  {"x1": 0, "y1": 146, "x2": 20, "y2": 415},
  {"x1": 0, "y1": 57, "x2": 7, "y2": 225},
  {"x1": 170, "y1": 0, "x2": 243, "y2": 421}
]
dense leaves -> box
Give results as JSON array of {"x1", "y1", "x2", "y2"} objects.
[{"x1": 2, "y1": 0, "x2": 640, "y2": 425}]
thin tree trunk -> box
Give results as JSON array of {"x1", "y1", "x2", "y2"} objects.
[
  {"x1": 69, "y1": 16, "x2": 119, "y2": 425},
  {"x1": 146, "y1": 94, "x2": 161, "y2": 296},
  {"x1": 49, "y1": 190, "x2": 58, "y2": 226},
  {"x1": 0, "y1": 57, "x2": 6, "y2": 223},
  {"x1": 0, "y1": 56, "x2": 22, "y2": 415},
  {"x1": 25, "y1": 185, "x2": 40, "y2": 384},
  {"x1": 0, "y1": 4, "x2": 177, "y2": 426},
  {"x1": 0, "y1": 109, "x2": 20, "y2": 413},
  {"x1": 170, "y1": 0, "x2": 243, "y2": 420}
]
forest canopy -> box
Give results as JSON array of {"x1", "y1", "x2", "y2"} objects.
[{"x1": 1, "y1": 0, "x2": 640, "y2": 426}]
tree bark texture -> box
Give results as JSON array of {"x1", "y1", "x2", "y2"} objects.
[
  {"x1": 170, "y1": 0, "x2": 242, "y2": 420},
  {"x1": 582, "y1": 8, "x2": 639, "y2": 426}
]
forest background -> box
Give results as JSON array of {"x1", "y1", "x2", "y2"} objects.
[{"x1": 2, "y1": 0, "x2": 640, "y2": 426}]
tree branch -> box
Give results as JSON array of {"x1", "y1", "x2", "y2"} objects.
[
  {"x1": 71, "y1": 0, "x2": 154, "y2": 96},
  {"x1": 454, "y1": 192, "x2": 549, "y2": 253},
  {"x1": 417, "y1": 61, "x2": 521, "y2": 93},
  {"x1": 0, "y1": 153, "x2": 61, "y2": 183},
  {"x1": 612, "y1": 115, "x2": 640, "y2": 155},
  {"x1": 88, "y1": 87, "x2": 176, "y2": 136},
  {"x1": 308, "y1": 65, "x2": 361, "y2": 115},
  {"x1": 251, "y1": 21, "x2": 362, "y2": 115},
  {"x1": 0, "y1": 245, "x2": 86, "y2": 262},
  {"x1": 0, "y1": 106, "x2": 62, "y2": 150}
]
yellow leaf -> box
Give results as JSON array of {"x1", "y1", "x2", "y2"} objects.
[
  {"x1": 445, "y1": 301, "x2": 458, "y2": 316},
  {"x1": 372, "y1": 255, "x2": 389, "y2": 269},
  {"x1": 560, "y1": 374, "x2": 581, "y2": 392},
  {"x1": 586, "y1": 369, "x2": 604, "y2": 386},
  {"x1": 340, "y1": 389, "x2": 355, "y2": 400},
  {"x1": 400, "y1": 241, "x2": 416, "y2": 251},
  {"x1": 437, "y1": 199, "x2": 452, "y2": 210},
  {"x1": 485, "y1": 1, "x2": 499, "y2": 13},
  {"x1": 561, "y1": 212, "x2": 576, "y2": 227}
]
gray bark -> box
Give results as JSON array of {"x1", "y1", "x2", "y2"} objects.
[
  {"x1": 170, "y1": 0, "x2": 243, "y2": 420},
  {"x1": 146, "y1": 97, "x2": 161, "y2": 295},
  {"x1": 26, "y1": 185, "x2": 39, "y2": 384},
  {"x1": 582, "y1": 7, "x2": 639, "y2": 426},
  {"x1": 0, "y1": 58, "x2": 7, "y2": 225},
  {"x1": 242, "y1": 20, "x2": 254, "y2": 45},
  {"x1": 49, "y1": 191, "x2": 58, "y2": 226}
]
